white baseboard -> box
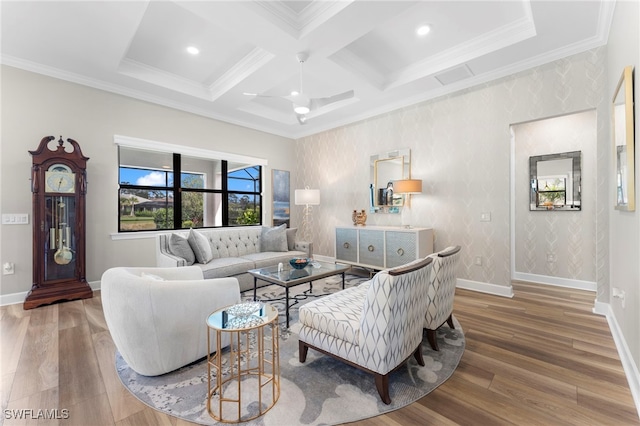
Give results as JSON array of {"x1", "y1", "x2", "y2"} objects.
[
  {"x1": 599, "y1": 302, "x2": 640, "y2": 419},
  {"x1": 0, "y1": 291, "x2": 29, "y2": 306},
  {"x1": 513, "y1": 272, "x2": 596, "y2": 291},
  {"x1": 456, "y1": 278, "x2": 514, "y2": 298},
  {"x1": 0, "y1": 280, "x2": 101, "y2": 307}
]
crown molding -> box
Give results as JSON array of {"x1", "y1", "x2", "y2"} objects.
[
  {"x1": 207, "y1": 47, "x2": 275, "y2": 101},
  {"x1": 252, "y1": 0, "x2": 352, "y2": 39},
  {"x1": 386, "y1": 8, "x2": 537, "y2": 90}
]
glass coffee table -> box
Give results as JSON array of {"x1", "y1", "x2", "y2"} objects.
[{"x1": 249, "y1": 261, "x2": 351, "y2": 328}]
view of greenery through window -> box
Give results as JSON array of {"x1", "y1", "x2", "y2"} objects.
[{"x1": 118, "y1": 148, "x2": 261, "y2": 232}]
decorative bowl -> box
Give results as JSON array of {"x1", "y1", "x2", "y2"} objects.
[{"x1": 290, "y1": 257, "x2": 310, "y2": 269}]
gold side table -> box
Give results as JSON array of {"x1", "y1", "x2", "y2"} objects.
[{"x1": 206, "y1": 302, "x2": 280, "y2": 423}]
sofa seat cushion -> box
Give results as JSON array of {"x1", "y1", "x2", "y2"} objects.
[
  {"x1": 199, "y1": 257, "x2": 255, "y2": 279},
  {"x1": 298, "y1": 281, "x2": 371, "y2": 345},
  {"x1": 241, "y1": 250, "x2": 307, "y2": 269}
]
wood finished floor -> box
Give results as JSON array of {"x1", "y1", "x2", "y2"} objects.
[{"x1": 1, "y1": 281, "x2": 638, "y2": 425}]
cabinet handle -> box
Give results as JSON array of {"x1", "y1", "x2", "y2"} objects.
[
  {"x1": 368, "y1": 245, "x2": 375, "y2": 252},
  {"x1": 397, "y1": 248, "x2": 405, "y2": 256},
  {"x1": 343, "y1": 242, "x2": 350, "y2": 249}
]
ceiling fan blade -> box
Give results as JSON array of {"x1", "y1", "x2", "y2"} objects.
[
  {"x1": 311, "y1": 90, "x2": 354, "y2": 110},
  {"x1": 296, "y1": 113, "x2": 308, "y2": 125},
  {"x1": 243, "y1": 92, "x2": 289, "y2": 99}
]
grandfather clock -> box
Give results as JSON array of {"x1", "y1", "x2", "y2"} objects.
[{"x1": 25, "y1": 136, "x2": 92, "y2": 310}]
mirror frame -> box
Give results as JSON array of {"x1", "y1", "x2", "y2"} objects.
[
  {"x1": 369, "y1": 148, "x2": 410, "y2": 213},
  {"x1": 612, "y1": 65, "x2": 635, "y2": 211},
  {"x1": 529, "y1": 151, "x2": 581, "y2": 211}
]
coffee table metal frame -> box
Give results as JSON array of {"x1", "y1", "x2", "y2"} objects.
[
  {"x1": 249, "y1": 261, "x2": 350, "y2": 328},
  {"x1": 206, "y1": 303, "x2": 280, "y2": 423}
]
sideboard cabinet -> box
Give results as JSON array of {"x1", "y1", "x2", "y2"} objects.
[{"x1": 335, "y1": 226, "x2": 433, "y2": 270}]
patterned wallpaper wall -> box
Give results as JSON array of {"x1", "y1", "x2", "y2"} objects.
[
  {"x1": 513, "y1": 110, "x2": 597, "y2": 283},
  {"x1": 294, "y1": 48, "x2": 608, "y2": 293}
]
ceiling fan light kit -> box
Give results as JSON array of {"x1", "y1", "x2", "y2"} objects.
[{"x1": 294, "y1": 104, "x2": 310, "y2": 114}]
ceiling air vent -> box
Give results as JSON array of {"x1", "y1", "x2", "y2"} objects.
[{"x1": 434, "y1": 64, "x2": 474, "y2": 86}]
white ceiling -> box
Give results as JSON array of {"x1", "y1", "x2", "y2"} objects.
[{"x1": 1, "y1": 1, "x2": 614, "y2": 139}]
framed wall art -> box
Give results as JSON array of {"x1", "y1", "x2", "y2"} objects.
[{"x1": 272, "y1": 169, "x2": 290, "y2": 226}]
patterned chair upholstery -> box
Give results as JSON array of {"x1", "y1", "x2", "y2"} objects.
[
  {"x1": 424, "y1": 245, "x2": 462, "y2": 351},
  {"x1": 298, "y1": 256, "x2": 433, "y2": 404}
]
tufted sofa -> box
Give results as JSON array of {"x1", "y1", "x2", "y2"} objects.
[{"x1": 156, "y1": 225, "x2": 312, "y2": 292}]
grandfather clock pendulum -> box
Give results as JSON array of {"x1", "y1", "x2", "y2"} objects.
[{"x1": 25, "y1": 136, "x2": 92, "y2": 310}]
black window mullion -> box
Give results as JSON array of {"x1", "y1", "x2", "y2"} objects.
[
  {"x1": 173, "y1": 153, "x2": 181, "y2": 229},
  {"x1": 222, "y1": 161, "x2": 229, "y2": 226}
]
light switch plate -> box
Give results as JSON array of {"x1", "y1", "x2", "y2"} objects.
[{"x1": 1, "y1": 214, "x2": 29, "y2": 225}]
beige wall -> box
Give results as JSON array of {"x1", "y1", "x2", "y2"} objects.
[
  {"x1": 0, "y1": 65, "x2": 295, "y2": 298},
  {"x1": 296, "y1": 48, "x2": 608, "y2": 292},
  {"x1": 607, "y1": 0, "x2": 640, "y2": 382}
]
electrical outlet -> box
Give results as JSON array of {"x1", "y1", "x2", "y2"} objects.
[
  {"x1": 474, "y1": 256, "x2": 482, "y2": 266},
  {"x1": 480, "y1": 212, "x2": 491, "y2": 222},
  {"x1": 546, "y1": 253, "x2": 556, "y2": 262},
  {"x1": 3, "y1": 262, "x2": 15, "y2": 275}
]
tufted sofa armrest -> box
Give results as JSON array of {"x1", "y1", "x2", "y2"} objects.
[
  {"x1": 294, "y1": 241, "x2": 313, "y2": 258},
  {"x1": 156, "y1": 233, "x2": 189, "y2": 267}
]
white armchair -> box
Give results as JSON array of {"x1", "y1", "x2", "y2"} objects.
[
  {"x1": 298, "y1": 256, "x2": 433, "y2": 404},
  {"x1": 424, "y1": 246, "x2": 462, "y2": 351},
  {"x1": 100, "y1": 266, "x2": 240, "y2": 376}
]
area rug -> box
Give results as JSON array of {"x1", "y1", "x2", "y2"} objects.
[{"x1": 115, "y1": 274, "x2": 465, "y2": 425}]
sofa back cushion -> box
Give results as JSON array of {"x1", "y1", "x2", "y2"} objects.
[{"x1": 209, "y1": 227, "x2": 261, "y2": 258}]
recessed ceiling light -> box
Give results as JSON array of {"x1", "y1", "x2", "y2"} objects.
[
  {"x1": 417, "y1": 25, "x2": 431, "y2": 36},
  {"x1": 186, "y1": 46, "x2": 200, "y2": 55}
]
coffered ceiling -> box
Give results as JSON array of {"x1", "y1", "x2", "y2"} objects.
[{"x1": 1, "y1": 1, "x2": 614, "y2": 139}]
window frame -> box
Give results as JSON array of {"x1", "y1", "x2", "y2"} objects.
[{"x1": 114, "y1": 135, "x2": 267, "y2": 234}]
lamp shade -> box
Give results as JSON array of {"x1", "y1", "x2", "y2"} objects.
[
  {"x1": 295, "y1": 188, "x2": 320, "y2": 205},
  {"x1": 393, "y1": 179, "x2": 422, "y2": 194}
]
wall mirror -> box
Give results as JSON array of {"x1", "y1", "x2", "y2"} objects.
[
  {"x1": 612, "y1": 65, "x2": 635, "y2": 211},
  {"x1": 369, "y1": 148, "x2": 410, "y2": 213},
  {"x1": 529, "y1": 151, "x2": 581, "y2": 211}
]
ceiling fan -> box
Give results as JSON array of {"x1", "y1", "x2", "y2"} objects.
[{"x1": 244, "y1": 52, "x2": 354, "y2": 124}]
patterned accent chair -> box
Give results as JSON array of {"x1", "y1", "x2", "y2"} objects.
[
  {"x1": 424, "y1": 245, "x2": 462, "y2": 351},
  {"x1": 298, "y1": 256, "x2": 433, "y2": 404}
]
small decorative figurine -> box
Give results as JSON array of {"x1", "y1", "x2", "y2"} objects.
[{"x1": 352, "y1": 209, "x2": 367, "y2": 226}]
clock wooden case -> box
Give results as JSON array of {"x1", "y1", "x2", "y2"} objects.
[{"x1": 25, "y1": 136, "x2": 92, "y2": 309}]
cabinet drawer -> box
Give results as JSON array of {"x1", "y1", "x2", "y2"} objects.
[
  {"x1": 385, "y1": 231, "x2": 417, "y2": 268},
  {"x1": 358, "y1": 230, "x2": 384, "y2": 268},
  {"x1": 336, "y1": 228, "x2": 358, "y2": 263}
]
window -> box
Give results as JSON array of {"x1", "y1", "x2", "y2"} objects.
[{"x1": 117, "y1": 142, "x2": 263, "y2": 232}]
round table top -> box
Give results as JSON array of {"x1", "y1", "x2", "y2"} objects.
[{"x1": 207, "y1": 302, "x2": 278, "y2": 331}]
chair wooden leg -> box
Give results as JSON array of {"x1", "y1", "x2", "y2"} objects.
[
  {"x1": 374, "y1": 373, "x2": 391, "y2": 405},
  {"x1": 413, "y1": 344, "x2": 425, "y2": 366},
  {"x1": 446, "y1": 313, "x2": 455, "y2": 329},
  {"x1": 299, "y1": 341, "x2": 309, "y2": 363},
  {"x1": 426, "y1": 328, "x2": 439, "y2": 351}
]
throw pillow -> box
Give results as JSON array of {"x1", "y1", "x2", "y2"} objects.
[
  {"x1": 286, "y1": 227, "x2": 297, "y2": 250},
  {"x1": 187, "y1": 228, "x2": 214, "y2": 263},
  {"x1": 261, "y1": 224, "x2": 288, "y2": 252},
  {"x1": 169, "y1": 233, "x2": 195, "y2": 265}
]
